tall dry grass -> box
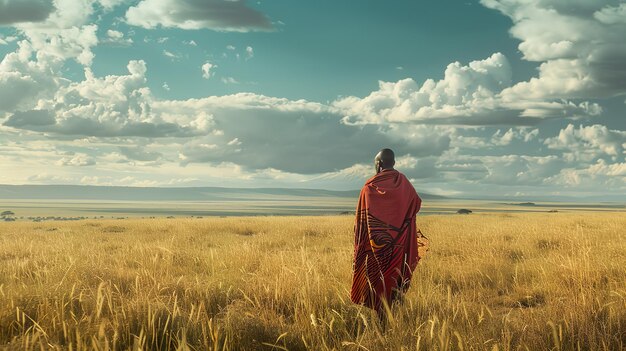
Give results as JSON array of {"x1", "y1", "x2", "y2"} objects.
[{"x1": 0, "y1": 212, "x2": 624, "y2": 350}]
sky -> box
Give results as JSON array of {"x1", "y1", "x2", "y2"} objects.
[{"x1": 0, "y1": 0, "x2": 625, "y2": 199}]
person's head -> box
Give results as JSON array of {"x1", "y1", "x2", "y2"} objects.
[{"x1": 375, "y1": 148, "x2": 395, "y2": 173}]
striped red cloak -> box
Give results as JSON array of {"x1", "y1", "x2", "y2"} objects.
[{"x1": 350, "y1": 169, "x2": 422, "y2": 311}]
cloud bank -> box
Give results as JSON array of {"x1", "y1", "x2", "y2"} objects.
[{"x1": 0, "y1": 0, "x2": 623, "y2": 198}]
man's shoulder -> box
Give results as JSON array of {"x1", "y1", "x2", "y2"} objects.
[
  {"x1": 395, "y1": 170, "x2": 410, "y2": 183},
  {"x1": 397, "y1": 171, "x2": 419, "y2": 194}
]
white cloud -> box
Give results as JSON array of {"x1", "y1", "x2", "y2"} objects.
[
  {"x1": 546, "y1": 160, "x2": 626, "y2": 189},
  {"x1": 202, "y1": 62, "x2": 215, "y2": 79},
  {"x1": 227, "y1": 138, "x2": 241, "y2": 146},
  {"x1": 6, "y1": 0, "x2": 100, "y2": 67},
  {"x1": 491, "y1": 127, "x2": 539, "y2": 145},
  {"x1": 221, "y1": 77, "x2": 239, "y2": 84},
  {"x1": 436, "y1": 123, "x2": 626, "y2": 192},
  {"x1": 595, "y1": 4, "x2": 626, "y2": 25},
  {"x1": 0, "y1": 35, "x2": 18, "y2": 45},
  {"x1": 0, "y1": 41, "x2": 62, "y2": 113},
  {"x1": 125, "y1": 0, "x2": 273, "y2": 32},
  {"x1": 588, "y1": 159, "x2": 626, "y2": 177},
  {"x1": 21, "y1": 25, "x2": 98, "y2": 66},
  {"x1": 336, "y1": 1, "x2": 624, "y2": 127},
  {"x1": 450, "y1": 135, "x2": 491, "y2": 150},
  {"x1": 335, "y1": 53, "x2": 600, "y2": 125},
  {"x1": 104, "y1": 29, "x2": 133, "y2": 46},
  {"x1": 162, "y1": 82, "x2": 170, "y2": 91},
  {"x1": 544, "y1": 124, "x2": 626, "y2": 161},
  {"x1": 481, "y1": 0, "x2": 626, "y2": 99},
  {"x1": 97, "y1": 0, "x2": 127, "y2": 11},
  {"x1": 0, "y1": 0, "x2": 623, "y2": 196},
  {"x1": 153, "y1": 93, "x2": 328, "y2": 114},
  {"x1": 163, "y1": 50, "x2": 180, "y2": 60},
  {"x1": 1, "y1": 58, "x2": 450, "y2": 175},
  {"x1": 2, "y1": 60, "x2": 215, "y2": 137},
  {"x1": 56, "y1": 153, "x2": 96, "y2": 166},
  {"x1": 335, "y1": 53, "x2": 513, "y2": 124},
  {"x1": 107, "y1": 29, "x2": 123, "y2": 39}
]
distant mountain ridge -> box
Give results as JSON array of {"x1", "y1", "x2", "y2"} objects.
[{"x1": 0, "y1": 184, "x2": 446, "y2": 201}]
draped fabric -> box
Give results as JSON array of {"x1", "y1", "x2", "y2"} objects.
[{"x1": 350, "y1": 169, "x2": 423, "y2": 311}]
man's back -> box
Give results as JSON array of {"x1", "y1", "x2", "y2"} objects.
[{"x1": 351, "y1": 168, "x2": 422, "y2": 312}]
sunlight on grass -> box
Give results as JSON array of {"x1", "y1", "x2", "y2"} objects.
[{"x1": 0, "y1": 213, "x2": 624, "y2": 350}]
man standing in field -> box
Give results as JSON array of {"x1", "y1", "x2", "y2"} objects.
[{"x1": 351, "y1": 148, "x2": 426, "y2": 317}]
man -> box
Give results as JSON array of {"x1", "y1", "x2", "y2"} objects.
[{"x1": 350, "y1": 148, "x2": 425, "y2": 316}]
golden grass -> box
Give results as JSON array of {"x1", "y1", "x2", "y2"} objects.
[{"x1": 0, "y1": 212, "x2": 625, "y2": 350}]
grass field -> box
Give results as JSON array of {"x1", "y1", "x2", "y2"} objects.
[{"x1": 0, "y1": 212, "x2": 625, "y2": 350}]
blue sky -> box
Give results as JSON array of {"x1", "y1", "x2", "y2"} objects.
[
  {"x1": 0, "y1": 0, "x2": 624, "y2": 199},
  {"x1": 87, "y1": 0, "x2": 532, "y2": 102}
]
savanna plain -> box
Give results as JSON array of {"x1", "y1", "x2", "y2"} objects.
[{"x1": 0, "y1": 212, "x2": 625, "y2": 350}]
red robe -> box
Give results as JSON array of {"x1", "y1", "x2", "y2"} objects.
[{"x1": 350, "y1": 169, "x2": 423, "y2": 311}]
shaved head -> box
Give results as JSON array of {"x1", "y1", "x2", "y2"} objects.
[{"x1": 375, "y1": 148, "x2": 395, "y2": 173}]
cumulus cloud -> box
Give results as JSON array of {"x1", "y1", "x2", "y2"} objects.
[
  {"x1": 2, "y1": 60, "x2": 215, "y2": 137},
  {"x1": 31, "y1": 25, "x2": 98, "y2": 65},
  {"x1": 103, "y1": 29, "x2": 133, "y2": 46},
  {"x1": 491, "y1": 127, "x2": 539, "y2": 145},
  {"x1": 56, "y1": 153, "x2": 96, "y2": 166},
  {"x1": 97, "y1": 0, "x2": 127, "y2": 11},
  {"x1": 437, "y1": 123, "x2": 626, "y2": 193},
  {"x1": 25, "y1": 0, "x2": 94, "y2": 28},
  {"x1": 336, "y1": 1, "x2": 625, "y2": 126},
  {"x1": 0, "y1": 41, "x2": 62, "y2": 113},
  {"x1": 1, "y1": 0, "x2": 623, "y2": 196},
  {"x1": 544, "y1": 124, "x2": 626, "y2": 162},
  {"x1": 588, "y1": 159, "x2": 626, "y2": 177},
  {"x1": 1, "y1": 53, "x2": 452, "y2": 175},
  {"x1": 481, "y1": 0, "x2": 626, "y2": 99},
  {"x1": 547, "y1": 160, "x2": 626, "y2": 189},
  {"x1": 9, "y1": 0, "x2": 100, "y2": 66},
  {"x1": 0, "y1": 0, "x2": 54, "y2": 25},
  {"x1": 335, "y1": 53, "x2": 600, "y2": 125},
  {"x1": 201, "y1": 62, "x2": 215, "y2": 79},
  {"x1": 125, "y1": 0, "x2": 273, "y2": 32}
]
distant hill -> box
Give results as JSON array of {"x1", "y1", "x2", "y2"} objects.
[{"x1": 0, "y1": 184, "x2": 446, "y2": 201}]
